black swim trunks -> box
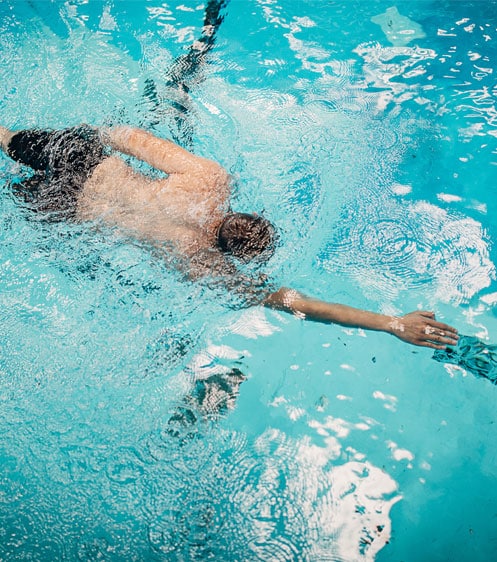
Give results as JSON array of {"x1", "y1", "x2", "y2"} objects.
[{"x1": 7, "y1": 125, "x2": 105, "y2": 220}]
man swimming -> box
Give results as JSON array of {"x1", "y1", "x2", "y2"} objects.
[{"x1": 0, "y1": 123, "x2": 458, "y2": 350}]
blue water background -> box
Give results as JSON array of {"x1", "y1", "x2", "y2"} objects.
[{"x1": 0, "y1": 1, "x2": 497, "y2": 560}]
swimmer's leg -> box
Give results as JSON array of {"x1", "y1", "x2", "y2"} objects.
[
  {"x1": 141, "y1": 0, "x2": 230, "y2": 148},
  {"x1": 165, "y1": 0, "x2": 230, "y2": 88}
]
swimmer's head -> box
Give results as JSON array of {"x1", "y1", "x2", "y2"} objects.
[{"x1": 217, "y1": 212, "x2": 277, "y2": 262}]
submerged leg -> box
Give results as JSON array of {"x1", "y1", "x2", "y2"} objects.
[
  {"x1": 165, "y1": 0, "x2": 230, "y2": 89},
  {"x1": 140, "y1": 0, "x2": 230, "y2": 149}
]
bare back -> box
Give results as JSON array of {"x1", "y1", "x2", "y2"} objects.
[{"x1": 76, "y1": 127, "x2": 231, "y2": 256}]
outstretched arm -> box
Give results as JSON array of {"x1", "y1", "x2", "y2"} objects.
[
  {"x1": 263, "y1": 287, "x2": 459, "y2": 349},
  {"x1": 186, "y1": 250, "x2": 458, "y2": 350}
]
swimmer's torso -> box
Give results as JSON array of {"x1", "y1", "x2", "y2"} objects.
[{"x1": 77, "y1": 155, "x2": 230, "y2": 255}]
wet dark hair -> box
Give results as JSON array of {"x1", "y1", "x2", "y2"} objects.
[{"x1": 217, "y1": 212, "x2": 276, "y2": 262}]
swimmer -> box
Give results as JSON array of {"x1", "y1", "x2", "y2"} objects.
[{"x1": 0, "y1": 123, "x2": 459, "y2": 350}]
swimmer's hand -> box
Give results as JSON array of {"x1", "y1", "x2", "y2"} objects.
[
  {"x1": 389, "y1": 311, "x2": 459, "y2": 350},
  {"x1": 263, "y1": 288, "x2": 459, "y2": 349}
]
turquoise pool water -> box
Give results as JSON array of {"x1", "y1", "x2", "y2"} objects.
[{"x1": 1, "y1": 1, "x2": 496, "y2": 560}]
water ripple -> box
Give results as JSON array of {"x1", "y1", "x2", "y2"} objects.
[
  {"x1": 322, "y1": 197, "x2": 494, "y2": 304},
  {"x1": 106, "y1": 446, "x2": 145, "y2": 485}
]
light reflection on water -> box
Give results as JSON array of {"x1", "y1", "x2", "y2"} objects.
[{"x1": 0, "y1": 0, "x2": 497, "y2": 560}]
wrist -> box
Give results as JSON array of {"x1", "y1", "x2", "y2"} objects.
[{"x1": 385, "y1": 315, "x2": 403, "y2": 336}]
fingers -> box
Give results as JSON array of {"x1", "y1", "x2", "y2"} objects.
[
  {"x1": 396, "y1": 311, "x2": 459, "y2": 349},
  {"x1": 417, "y1": 318, "x2": 458, "y2": 348},
  {"x1": 426, "y1": 328, "x2": 458, "y2": 340},
  {"x1": 423, "y1": 330, "x2": 457, "y2": 345},
  {"x1": 420, "y1": 340, "x2": 448, "y2": 350},
  {"x1": 420, "y1": 313, "x2": 459, "y2": 346},
  {"x1": 419, "y1": 312, "x2": 459, "y2": 335},
  {"x1": 441, "y1": 334, "x2": 458, "y2": 345},
  {"x1": 422, "y1": 332, "x2": 458, "y2": 349},
  {"x1": 429, "y1": 319, "x2": 458, "y2": 334},
  {"x1": 417, "y1": 332, "x2": 453, "y2": 349},
  {"x1": 432, "y1": 335, "x2": 457, "y2": 346},
  {"x1": 419, "y1": 311, "x2": 435, "y2": 319},
  {"x1": 428, "y1": 325, "x2": 459, "y2": 345}
]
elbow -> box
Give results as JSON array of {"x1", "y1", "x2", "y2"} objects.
[
  {"x1": 195, "y1": 161, "x2": 230, "y2": 194},
  {"x1": 202, "y1": 161, "x2": 229, "y2": 183}
]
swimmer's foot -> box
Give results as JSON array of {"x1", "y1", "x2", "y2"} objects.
[{"x1": 433, "y1": 334, "x2": 497, "y2": 384}]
